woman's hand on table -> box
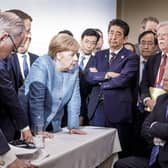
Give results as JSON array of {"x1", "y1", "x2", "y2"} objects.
[
  {"x1": 69, "y1": 128, "x2": 87, "y2": 135},
  {"x1": 42, "y1": 131, "x2": 54, "y2": 138}
]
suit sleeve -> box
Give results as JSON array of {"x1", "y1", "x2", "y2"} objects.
[
  {"x1": 0, "y1": 62, "x2": 28, "y2": 130},
  {"x1": 0, "y1": 129, "x2": 10, "y2": 154},
  {"x1": 67, "y1": 70, "x2": 80, "y2": 129},
  {"x1": 101, "y1": 54, "x2": 139, "y2": 89},
  {"x1": 85, "y1": 56, "x2": 107, "y2": 85},
  {"x1": 141, "y1": 95, "x2": 168, "y2": 143}
]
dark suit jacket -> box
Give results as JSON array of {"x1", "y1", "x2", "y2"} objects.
[
  {"x1": 142, "y1": 93, "x2": 168, "y2": 168},
  {"x1": 140, "y1": 52, "x2": 162, "y2": 100},
  {"x1": 7, "y1": 52, "x2": 38, "y2": 93},
  {"x1": 79, "y1": 56, "x2": 94, "y2": 123},
  {"x1": 0, "y1": 60, "x2": 28, "y2": 141},
  {"x1": 86, "y1": 48, "x2": 138, "y2": 123},
  {"x1": 0, "y1": 129, "x2": 10, "y2": 154}
]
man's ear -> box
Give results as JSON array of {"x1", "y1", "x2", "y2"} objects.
[
  {"x1": 0, "y1": 31, "x2": 8, "y2": 41},
  {"x1": 124, "y1": 36, "x2": 128, "y2": 43}
]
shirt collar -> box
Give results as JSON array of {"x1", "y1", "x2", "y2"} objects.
[{"x1": 109, "y1": 47, "x2": 123, "y2": 55}]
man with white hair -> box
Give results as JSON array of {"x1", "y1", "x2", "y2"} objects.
[{"x1": 0, "y1": 11, "x2": 34, "y2": 168}]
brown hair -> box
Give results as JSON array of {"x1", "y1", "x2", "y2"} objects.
[{"x1": 48, "y1": 34, "x2": 79, "y2": 59}]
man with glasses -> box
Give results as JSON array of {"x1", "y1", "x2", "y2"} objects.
[
  {"x1": 132, "y1": 30, "x2": 158, "y2": 156},
  {"x1": 141, "y1": 21, "x2": 168, "y2": 112},
  {"x1": 0, "y1": 11, "x2": 34, "y2": 168}
]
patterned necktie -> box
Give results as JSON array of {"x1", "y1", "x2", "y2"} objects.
[
  {"x1": 79, "y1": 56, "x2": 86, "y2": 70},
  {"x1": 155, "y1": 54, "x2": 167, "y2": 87},
  {"x1": 149, "y1": 145, "x2": 160, "y2": 166},
  {"x1": 109, "y1": 52, "x2": 116, "y2": 64},
  {"x1": 22, "y1": 54, "x2": 29, "y2": 78}
]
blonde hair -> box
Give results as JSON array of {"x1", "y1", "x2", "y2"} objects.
[{"x1": 48, "y1": 34, "x2": 79, "y2": 59}]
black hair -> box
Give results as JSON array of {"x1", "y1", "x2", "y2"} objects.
[
  {"x1": 138, "y1": 30, "x2": 157, "y2": 45},
  {"x1": 81, "y1": 28, "x2": 100, "y2": 43},
  {"x1": 58, "y1": 29, "x2": 73, "y2": 37},
  {"x1": 108, "y1": 19, "x2": 130, "y2": 37}
]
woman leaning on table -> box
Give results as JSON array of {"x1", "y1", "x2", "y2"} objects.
[{"x1": 19, "y1": 34, "x2": 85, "y2": 136}]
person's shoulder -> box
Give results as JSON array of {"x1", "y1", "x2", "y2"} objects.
[
  {"x1": 94, "y1": 49, "x2": 109, "y2": 59},
  {"x1": 28, "y1": 52, "x2": 39, "y2": 58}
]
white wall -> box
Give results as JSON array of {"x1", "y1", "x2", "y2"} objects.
[{"x1": 1, "y1": 0, "x2": 116, "y2": 55}]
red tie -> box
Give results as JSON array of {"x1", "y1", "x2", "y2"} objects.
[{"x1": 155, "y1": 54, "x2": 167, "y2": 86}]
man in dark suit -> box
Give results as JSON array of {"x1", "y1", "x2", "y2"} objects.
[
  {"x1": 6, "y1": 9, "x2": 38, "y2": 93},
  {"x1": 114, "y1": 75, "x2": 168, "y2": 168},
  {"x1": 78, "y1": 28, "x2": 100, "y2": 125},
  {"x1": 132, "y1": 31, "x2": 158, "y2": 156},
  {"x1": 140, "y1": 21, "x2": 168, "y2": 112},
  {"x1": 0, "y1": 11, "x2": 34, "y2": 168},
  {"x1": 86, "y1": 19, "x2": 138, "y2": 157}
]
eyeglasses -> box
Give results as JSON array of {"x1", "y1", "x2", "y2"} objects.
[
  {"x1": 8, "y1": 34, "x2": 18, "y2": 53},
  {"x1": 139, "y1": 41, "x2": 154, "y2": 47}
]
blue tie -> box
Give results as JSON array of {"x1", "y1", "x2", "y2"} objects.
[
  {"x1": 79, "y1": 56, "x2": 85, "y2": 70},
  {"x1": 22, "y1": 54, "x2": 29, "y2": 78},
  {"x1": 149, "y1": 145, "x2": 160, "y2": 166}
]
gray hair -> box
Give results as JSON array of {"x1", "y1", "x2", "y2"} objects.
[
  {"x1": 0, "y1": 11, "x2": 25, "y2": 37},
  {"x1": 157, "y1": 21, "x2": 168, "y2": 31}
]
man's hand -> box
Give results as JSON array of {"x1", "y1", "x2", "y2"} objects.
[
  {"x1": 145, "y1": 99, "x2": 155, "y2": 111},
  {"x1": 69, "y1": 128, "x2": 86, "y2": 135},
  {"x1": 105, "y1": 72, "x2": 120, "y2": 79},
  {"x1": 7, "y1": 158, "x2": 36, "y2": 168},
  {"x1": 21, "y1": 129, "x2": 33, "y2": 142}
]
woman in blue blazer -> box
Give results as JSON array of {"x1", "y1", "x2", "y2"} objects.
[{"x1": 19, "y1": 34, "x2": 84, "y2": 135}]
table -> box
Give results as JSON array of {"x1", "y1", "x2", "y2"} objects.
[{"x1": 32, "y1": 126, "x2": 121, "y2": 168}]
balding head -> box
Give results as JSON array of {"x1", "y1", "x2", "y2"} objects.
[{"x1": 0, "y1": 12, "x2": 25, "y2": 58}]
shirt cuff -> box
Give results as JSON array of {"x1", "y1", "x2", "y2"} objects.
[
  {"x1": 21, "y1": 126, "x2": 30, "y2": 132},
  {"x1": 143, "y1": 97, "x2": 151, "y2": 105},
  {"x1": 150, "y1": 121, "x2": 158, "y2": 128},
  {"x1": 0, "y1": 149, "x2": 17, "y2": 167}
]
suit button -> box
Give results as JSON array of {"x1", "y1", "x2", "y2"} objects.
[{"x1": 0, "y1": 160, "x2": 5, "y2": 166}]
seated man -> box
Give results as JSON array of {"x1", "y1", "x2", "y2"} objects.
[{"x1": 114, "y1": 75, "x2": 168, "y2": 168}]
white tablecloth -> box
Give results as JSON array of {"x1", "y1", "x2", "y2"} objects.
[{"x1": 31, "y1": 126, "x2": 121, "y2": 168}]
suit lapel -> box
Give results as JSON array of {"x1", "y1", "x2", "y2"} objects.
[
  {"x1": 109, "y1": 47, "x2": 127, "y2": 70},
  {"x1": 153, "y1": 53, "x2": 162, "y2": 83}
]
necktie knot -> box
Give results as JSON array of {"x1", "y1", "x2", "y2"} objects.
[{"x1": 109, "y1": 52, "x2": 116, "y2": 64}]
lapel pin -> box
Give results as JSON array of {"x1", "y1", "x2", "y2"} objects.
[{"x1": 121, "y1": 55, "x2": 125, "y2": 59}]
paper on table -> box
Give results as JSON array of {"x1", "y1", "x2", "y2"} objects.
[{"x1": 9, "y1": 144, "x2": 38, "y2": 155}]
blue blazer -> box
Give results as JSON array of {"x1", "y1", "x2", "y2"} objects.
[
  {"x1": 19, "y1": 55, "x2": 80, "y2": 133},
  {"x1": 86, "y1": 48, "x2": 138, "y2": 123},
  {"x1": 7, "y1": 52, "x2": 38, "y2": 93}
]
